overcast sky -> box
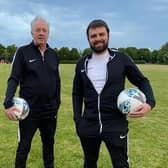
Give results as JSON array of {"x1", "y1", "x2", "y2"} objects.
[{"x1": 0, "y1": 0, "x2": 167, "y2": 50}]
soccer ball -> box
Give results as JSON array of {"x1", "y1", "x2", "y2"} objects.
[
  {"x1": 117, "y1": 88, "x2": 146, "y2": 114},
  {"x1": 13, "y1": 97, "x2": 30, "y2": 120}
]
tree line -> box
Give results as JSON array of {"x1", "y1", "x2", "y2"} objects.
[{"x1": 0, "y1": 42, "x2": 168, "y2": 64}]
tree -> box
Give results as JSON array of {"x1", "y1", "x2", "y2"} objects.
[
  {"x1": 157, "y1": 42, "x2": 168, "y2": 64},
  {"x1": 125, "y1": 47, "x2": 138, "y2": 60},
  {"x1": 137, "y1": 48, "x2": 152, "y2": 63},
  {"x1": 6, "y1": 44, "x2": 17, "y2": 62},
  {"x1": 82, "y1": 48, "x2": 92, "y2": 56},
  {"x1": 0, "y1": 43, "x2": 6, "y2": 60},
  {"x1": 69, "y1": 48, "x2": 80, "y2": 60},
  {"x1": 57, "y1": 47, "x2": 70, "y2": 60},
  {"x1": 118, "y1": 48, "x2": 126, "y2": 54},
  {"x1": 151, "y1": 50, "x2": 159, "y2": 63}
]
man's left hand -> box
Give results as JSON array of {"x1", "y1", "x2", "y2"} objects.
[{"x1": 128, "y1": 103, "x2": 152, "y2": 118}]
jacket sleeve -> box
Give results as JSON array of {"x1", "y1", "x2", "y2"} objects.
[
  {"x1": 3, "y1": 49, "x2": 24, "y2": 109},
  {"x1": 72, "y1": 62, "x2": 83, "y2": 124},
  {"x1": 124, "y1": 54, "x2": 156, "y2": 108}
]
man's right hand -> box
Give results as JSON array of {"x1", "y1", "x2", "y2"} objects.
[{"x1": 5, "y1": 105, "x2": 20, "y2": 121}]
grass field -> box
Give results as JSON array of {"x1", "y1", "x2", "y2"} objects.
[{"x1": 0, "y1": 64, "x2": 168, "y2": 168}]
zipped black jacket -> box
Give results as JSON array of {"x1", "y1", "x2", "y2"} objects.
[
  {"x1": 72, "y1": 49, "x2": 155, "y2": 137},
  {"x1": 4, "y1": 42, "x2": 61, "y2": 119}
]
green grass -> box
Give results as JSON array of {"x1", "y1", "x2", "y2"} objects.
[{"x1": 0, "y1": 64, "x2": 168, "y2": 168}]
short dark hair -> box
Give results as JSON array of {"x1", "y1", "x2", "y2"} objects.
[{"x1": 86, "y1": 19, "x2": 110, "y2": 37}]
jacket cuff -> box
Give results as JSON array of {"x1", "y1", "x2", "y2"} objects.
[{"x1": 3, "y1": 101, "x2": 14, "y2": 109}]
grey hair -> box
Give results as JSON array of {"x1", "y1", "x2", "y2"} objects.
[{"x1": 31, "y1": 16, "x2": 49, "y2": 32}]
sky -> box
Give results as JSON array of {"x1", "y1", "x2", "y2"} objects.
[{"x1": 0, "y1": 0, "x2": 167, "y2": 50}]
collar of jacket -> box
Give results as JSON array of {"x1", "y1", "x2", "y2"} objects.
[
  {"x1": 85, "y1": 48, "x2": 116, "y2": 60},
  {"x1": 84, "y1": 48, "x2": 116, "y2": 73},
  {"x1": 30, "y1": 41, "x2": 50, "y2": 50}
]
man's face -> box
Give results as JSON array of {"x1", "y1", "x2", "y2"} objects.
[
  {"x1": 88, "y1": 26, "x2": 109, "y2": 54},
  {"x1": 31, "y1": 20, "x2": 49, "y2": 46}
]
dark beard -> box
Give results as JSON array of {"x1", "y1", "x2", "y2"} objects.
[{"x1": 90, "y1": 41, "x2": 108, "y2": 54}]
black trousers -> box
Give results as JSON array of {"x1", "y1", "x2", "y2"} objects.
[
  {"x1": 15, "y1": 117, "x2": 56, "y2": 168},
  {"x1": 79, "y1": 133, "x2": 129, "y2": 168}
]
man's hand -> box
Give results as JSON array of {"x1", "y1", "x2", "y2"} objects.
[
  {"x1": 5, "y1": 105, "x2": 20, "y2": 121},
  {"x1": 128, "y1": 103, "x2": 152, "y2": 118}
]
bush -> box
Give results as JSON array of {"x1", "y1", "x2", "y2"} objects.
[{"x1": 134, "y1": 60, "x2": 146, "y2": 64}]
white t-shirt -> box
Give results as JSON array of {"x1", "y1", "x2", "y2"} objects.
[{"x1": 87, "y1": 51, "x2": 110, "y2": 94}]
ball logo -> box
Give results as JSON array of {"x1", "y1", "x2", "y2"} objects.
[
  {"x1": 118, "y1": 99, "x2": 131, "y2": 114},
  {"x1": 126, "y1": 89, "x2": 146, "y2": 103}
]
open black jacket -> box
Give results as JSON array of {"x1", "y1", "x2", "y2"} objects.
[
  {"x1": 72, "y1": 49, "x2": 155, "y2": 137},
  {"x1": 4, "y1": 42, "x2": 61, "y2": 119}
]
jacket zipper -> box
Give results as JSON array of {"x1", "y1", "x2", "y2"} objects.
[
  {"x1": 98, "y1": 61, "x2": 109, "y2": 134},
  {"x1": 98, "y1": 54, "x2": 116, "y2": 134},
  {"x1": 98, "y1": 94, "x2": 103, "y2": 134},
  {"x1": 84, "y1": 53, "x2": 116, "y2": 134},
  {"x1": 42, "y1": 55, "x2": 45, "y2": 62}
]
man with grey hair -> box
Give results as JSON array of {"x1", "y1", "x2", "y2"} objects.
[{"x1": 4, "y1": 16, "x2": 61, "y2": 168}]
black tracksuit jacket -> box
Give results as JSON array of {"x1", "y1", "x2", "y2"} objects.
[
  {"x1": 72, "y1": 49, "x2": 155, "y2": 137},
  {"x1": 4, "y1": 42, "x2": 61, "y2": 119}
]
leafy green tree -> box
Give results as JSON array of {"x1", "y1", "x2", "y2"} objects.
[
  {"x1": 118, "y1": 48, "x2": 126, "y2": 54},
  {"x1": 6, "y1": 44, "x2": 17, "y2": 62},
  {"x1": 69, "y1": 48, "x2": 80, "y2": 60},
  {"x1": 125, "y1": 47, "x2": 138, "y2": 60},
  {"x1": 151, "y1": 50, "x2": 159, "y2": 63},
  {"x1": 57, "y1": 47, "x2": 70, "y2": 60},
  {"x1": 137, "y1": 48, "x2": 152, "y2": 63},
  {"x1": 0, "y1": 43, "x2": 6, "y2": 60},
  {"x1": 158, "y1": 42, "x2": 168, "y2": 64},
  {"x1": 82, "y1": 48, "x2": 92, "y2": 56}
]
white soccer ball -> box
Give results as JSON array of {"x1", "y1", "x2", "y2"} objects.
[
  {"x1": 117, "y1": 88, "x2": 146, "y2": 114},
  {"x1": 13, "y1": 97, "x2": 30, "y2": 120}
]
